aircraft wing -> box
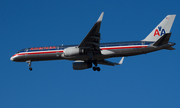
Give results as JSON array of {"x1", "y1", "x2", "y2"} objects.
[
  {"x1": 97, "y1": 57, "x2": 124, "y2": 66},
  {"x1": 78, "y1": 12, "x2": 104, "y2": 55}
]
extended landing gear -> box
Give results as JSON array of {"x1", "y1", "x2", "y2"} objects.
[
  {"x1": 26, "y1": 60, "x2": 32, "y2": 71},
  {"x1": 29, "y1": 67, "x2": 32, "y2": 71},
  {"x1": 92, "y1": 60, "x2": 101, "y2": 71},
  {"x1": 93, "y1": 67, "x2": 100, "y2": 71}
]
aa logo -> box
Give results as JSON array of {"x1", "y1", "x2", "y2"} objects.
[{"x1": 154, "y1": 26, "x2": 166, "y2": 36}]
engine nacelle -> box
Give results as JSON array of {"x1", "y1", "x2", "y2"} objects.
[
  {"x1": 63, "y1": 47, "x2": 84, "y2": 57},
  {"x1": 73, "y1": 61, "x2": 92, "y2": 70}
]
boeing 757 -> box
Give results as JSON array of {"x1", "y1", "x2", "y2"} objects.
[{"x1": 10, "y1": 12, "x2": 176, "y2": 71}]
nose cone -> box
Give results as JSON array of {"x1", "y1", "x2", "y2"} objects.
[{"x1": 10, "y1": 56, "x2": 14, "y2": 61}]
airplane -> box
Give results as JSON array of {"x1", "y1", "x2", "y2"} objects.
[{"x1": 10, "y1": 12, "x2": 176, "y2": 71}]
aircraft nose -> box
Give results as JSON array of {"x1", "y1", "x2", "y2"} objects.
[
  {"x1": 10, "y1": 56, "x2": 14, "y2": 61},
  {"x1": 10, "y1": 56, "x2": 15, "y2": 61}
]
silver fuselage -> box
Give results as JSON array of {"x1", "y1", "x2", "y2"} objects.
[{"x1": 10, "y1": 41, "x2": 175, "y2": 62}]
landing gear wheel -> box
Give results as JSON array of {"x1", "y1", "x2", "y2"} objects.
[
  {"x1": 92, "y1": 60, "x2": 100, "y2": 72},
  {"x1": 97, "y1": 67, "x2": 100, "y2": 71},
  {"x1": 29, "y1": 67, "x2": 32, "y2": 71},
  {"x1": 93, "y1": 67, "x2": 96, "y2": 71},
  {"x1": 26, "y1": 60, "x2": 33, "y2": 71},
  {"x1": 92, "y1": 67, "x2": 101, "y2": 71}
]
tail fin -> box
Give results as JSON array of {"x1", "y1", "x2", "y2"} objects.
[{"x1": 143, "y1": 15, "x2": 176, "y2": 41}]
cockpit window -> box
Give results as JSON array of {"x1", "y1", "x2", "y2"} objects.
[{"x1": 16, "y1": 49, "x2": 27, "y2": 53}]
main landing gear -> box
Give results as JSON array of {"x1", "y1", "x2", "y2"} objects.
[
  {"x1": 93, "y1": 67, "x2": 100, "y2": 71},
  {"x1": 92, "y1": 60, "x2": 101, "y2": 72},
  {"x1": 26, "y1": 60, "x2": 32, "y2": 71}
]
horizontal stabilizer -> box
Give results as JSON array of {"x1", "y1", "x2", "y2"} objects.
[
  {"x1": 165, "y1": 46, "x2": 175, "y2": 50},
  {"x1": 153, "y1": 33, "x2": 171, "y2": 46}
]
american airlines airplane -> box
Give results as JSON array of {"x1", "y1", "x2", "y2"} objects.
[{"x1": 10, "y1": 12, "x2": 176, "y2": 71}]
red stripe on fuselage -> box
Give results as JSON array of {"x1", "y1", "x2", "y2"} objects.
[
  {"x1": 100, "y1": 45, "x2": 147, "y2": 50},
  {"x1": 12, "y1": 50, "x2": 63, "y2": 57},
  {"x1": 27, "y1": 51, "x2": 63, "y2": 55}
]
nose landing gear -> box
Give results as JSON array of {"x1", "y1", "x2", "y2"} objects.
[
  {"x1": 26, "y1": 60, "x2": 32, "y2": 71},
  {"x1": 29, "y1": 67, "x2": 32, "y2": 71}
]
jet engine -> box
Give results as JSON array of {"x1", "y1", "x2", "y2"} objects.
[
  {"x1": 73, "y1": 61, "x2": 92, "y2": 70},
  {"x1": 63, "y1": 47, "x2": 84, "y2": 57}
]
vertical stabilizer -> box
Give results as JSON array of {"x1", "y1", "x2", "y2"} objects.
[{"x1": 143, "y1": 15, "x2": 176, "y2": 41}]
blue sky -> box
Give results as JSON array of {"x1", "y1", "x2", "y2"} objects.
[{"x1": 1, "y1": 0, "x2": 180, "y2": 108}]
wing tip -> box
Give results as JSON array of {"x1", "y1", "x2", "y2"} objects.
[
  {"x1": 97, "y1": 12, "x2": 104, "y2": 22},
  {"x1": 119, "y1": 57, "x2": 124, "y2": 65}
]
